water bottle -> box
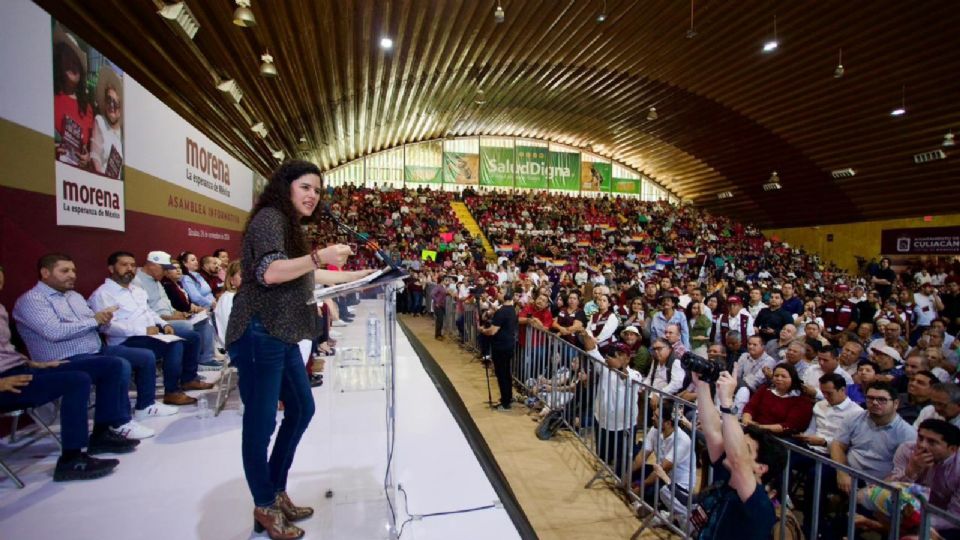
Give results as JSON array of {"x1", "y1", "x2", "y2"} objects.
[
  {"x1": 366, "y1": 312, "x2": 383, "y2": 364},
  {"x1": 196, "y1": 395, "x2": 210, "y2": 419}
]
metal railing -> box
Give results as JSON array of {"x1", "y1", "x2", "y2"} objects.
[{"x1": 455, "y1": 318, "x2": 955, "y2": 539}]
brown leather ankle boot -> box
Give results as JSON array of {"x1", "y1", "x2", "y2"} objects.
[
  {"x1": 277, "y1": 490, "x2": 315, "y2": 522},
  {"x1": 253, "y1": 501, "x2": 304, "y2": 540}
]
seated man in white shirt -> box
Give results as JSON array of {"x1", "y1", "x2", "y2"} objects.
[
  {"x1": 633, "y1": 407, "x2": 694, "y2": 511},
  {"x1": 801, "y1": 344, "x2": 854, "y2": 401},
  {"x1": 133, "y1": 250, "x2": 219, "y2": 368},
  {"x1": 89, "y1": 251, "x2": 213, "y2": 406}
]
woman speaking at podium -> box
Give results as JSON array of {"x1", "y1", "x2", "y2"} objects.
[{"x1": 227, "y1": 160, "x2": 373, "y2": 540}]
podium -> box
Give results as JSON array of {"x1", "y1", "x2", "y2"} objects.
[{"x1": 313, "y1": 266, "x2": 407, "y2": 537}]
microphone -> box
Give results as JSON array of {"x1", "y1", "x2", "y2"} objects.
[{"x1": 322, "y1": 203, "x2": 399, "y2": 269}]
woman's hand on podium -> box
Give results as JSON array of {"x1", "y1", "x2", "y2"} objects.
[
  {"x1": 350, "y1": 268, "x2": 377, "y2": 280},
  {"x1": 316, "y1": 244, "x2": 354, "y2": 267}
]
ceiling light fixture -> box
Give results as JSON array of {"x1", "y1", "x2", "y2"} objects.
[
  {"x1": 944, "y1": 130, "x2": 955, "y2": 147},
  {"x1": 259, "y1": 52, "x2": 278, "y2": 78},
  {"x1": 216, "y1": 79, "x2": 243, "y2": 104},
  {"x1": 831, "y1": 168, "x2": 856, "y2": 179},
  {"x1": 763, "y1": 171, "x2": 782, "y2": 191},
  {"x1": 762, "y1": 15, "x2": 779, "y2": 53},
  {"x1": 890, "y1": 84, "x2": 906, "y2": 116},
  {"x1": 272, "y1": 149, "x2": 285, "y2": 161},
  {"x1": 717, "y1": 191, "x2": 734, "y2": 200},
  {"x1": 494, "y1": 0, "x2": 505, "y2": 23},
  {"x1": 686, "y1": 0, "x2": 697, "y2": 38},
  {"x1": 834, "y1": 48, "x2": 844, "y2": 78},
  {"x1": 251, "y1": 122, "x2": 268, "y2": 138},
  {"x1": 232, "y1": 0, "x2": 256, "y2": 28},
  {"x1": 646, "y1": 107, "x2": 658, "y2": 121},
  {"x1": 596, "y1": 0, "x2": 607, "y2": 23},
  {"x1": 158, "y1": 2, "x2": 200, "y2": 40},
  {"x1": 474, "y1": 88, "x2": 487, "y2": 105},
  {"x1": 379, "y1": 37, "x2": 393, "y2": 50}
]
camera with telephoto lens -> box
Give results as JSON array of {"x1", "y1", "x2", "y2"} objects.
[{"x1": 680, "y1": 352, "x2": 722, "y2": 383}]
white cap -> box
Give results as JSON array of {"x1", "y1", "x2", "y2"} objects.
[{"x1": 146, "y1": 251, "x2": 174, "y2": 269}]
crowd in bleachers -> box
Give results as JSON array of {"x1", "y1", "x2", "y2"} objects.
[
  {"x1": 3, "y1": 182, "x2": 960, "y2": 538},
  {"x1": 385, "y1": 187, "x2": 960, "y2": 538}
]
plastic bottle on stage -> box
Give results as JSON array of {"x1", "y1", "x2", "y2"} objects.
[
  {"x1": 366, "y1": 311, "x2": 383, "y2": 364},
  {"x1": 196, "y1": 395, "x2": 210, "y2": 419}
]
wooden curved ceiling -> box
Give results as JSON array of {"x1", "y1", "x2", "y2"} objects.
[{"x1": 38, "y1": 0, "x2": 960, "y2": 228}]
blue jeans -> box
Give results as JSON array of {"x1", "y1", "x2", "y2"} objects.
[
  {"x1": 102, "y1": 345, "x2": 157, "y2": 410},
  {"x1": 229, "y1": 316, "x2": 316, "y2": 507},
  {"x1": 169, "y1": 318, "x2": 215, "y2": 364},
  {"x1": 59, "y1": 353, "x2": 132, "y2": 425},
  {"x1": 122, "y1": 332, "x2": 199, "y2": 393},
  {"x1": 410, "y1": 292, "x2": 423, "y2": 314},
  {"x1": 0, "y1": 368, "x2": 91, "y2": 450}
]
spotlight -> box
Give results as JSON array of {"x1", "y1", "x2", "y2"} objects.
[
  {"x1": 259, "y1": 53, "x2": 278, "y2": 78},
  {"x1": 379, "y1": 37, "x2": 393, "y2": 50},
  {"x1": 762, "y1": 15, "x2": 778, "y2": 53},
  {"x1": 232, "y1": 0, "x2": 256, "y2": 28},
  {"x1": 646, "y1": 107, "x2": 658, "y2": 121},
  {"x1": 494, "y1": 1, "x2": 505, "y2": 23},
  {"x1": 890, "y1": 84, "x2": 906, "y2": 117},
  {"x1": 596, "y1": 13, "x2": 606, "y2": 23},
  {"x1": 833, "y1": 48, "x2": 844, "y2": 78},
  {"x1": 763, "y1": 171, "x2": 782, "y2": 191},
  {"x1": 944, "y1": 131, "x2": 955, "y2": 147}
]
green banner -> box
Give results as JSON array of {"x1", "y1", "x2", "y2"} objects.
[
  {"x1": 515, "y1": 146, "x2": 548, "y2": 189},
  {"x1": 612, "y1": 177, "x2": 640, "y2": 194},
  {"x1": 581, "y1": 161, "x2": 612, "y2": 192},
  {"x1": 443, "y1": 151, "x2": 479, "y2": 185},
  {"x1": 548, "y1": 151, "x2": 581, "y2": 190},
  {"x1": 479, "y1": 146, "x2": 515, "y2": 187},
  {"x1": 404, "y1": 165, "x2": 442, "y2": 184}
]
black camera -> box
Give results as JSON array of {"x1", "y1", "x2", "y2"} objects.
[{"x1": 680, "y1": 352, "x2": 722, "y2": 384}]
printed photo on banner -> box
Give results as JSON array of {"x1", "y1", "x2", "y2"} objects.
[
  {"x1": 53, "y1": 21, "x2": 125, "y2": 180},
  {"x1": 52, "y1": 19, "x2": 125, "y2": 232}
]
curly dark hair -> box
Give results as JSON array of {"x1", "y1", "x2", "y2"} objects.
[{"x1": 245, "y1": 160, "x2": 323, "y2": 258}]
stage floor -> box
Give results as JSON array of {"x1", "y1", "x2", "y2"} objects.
[{"x1": 0, "y1": 301, "x2": 520, "y2": 540}]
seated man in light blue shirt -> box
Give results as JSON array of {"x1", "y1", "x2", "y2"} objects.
[
  {"x1": 88, "y1": 251, "x2": 213, "y2": 407},
  {"x1": 134, "y1": 250, "x2": 218, "y2": 368},
  {"x1": 13, "y1": 253, "x2": 174, "y2": 439}
]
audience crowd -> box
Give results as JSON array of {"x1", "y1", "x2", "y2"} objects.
[{"x1": 3, "y1": 184, "x2": 960, "y2": 538}]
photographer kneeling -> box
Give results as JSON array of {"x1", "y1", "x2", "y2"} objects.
[{"x1": 688, "y1": 359, "x2": 786, "y2": 539}]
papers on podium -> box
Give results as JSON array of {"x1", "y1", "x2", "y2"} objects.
[{"x1": 312, "y1": 266, "x2": 408, "y2": 302}]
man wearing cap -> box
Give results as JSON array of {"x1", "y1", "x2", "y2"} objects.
[
  {"x1": 711, "y1": 295, "x2": 754, "y2": 348},
  {"x1": 822, "y1": 284, "x2": 856, "y2": 343},
  {"x1": 650, "y1": 292, "x2": 690, "y2": 350},
  {"x1": 914, "y1": 278, "x2": 945, "y2": 344},
  {"x1": 134, "y1": 251, "x2": 218, "y2": 368},
  {"x1": 583, "y1": 338, "x2": 643, "y2": 472},
  {"x1": 619, "y1": 325, "x2": 650, "y2": 373},
  {"x1": 871, "y1": 344, "x2": 906, "y2": 387}
]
